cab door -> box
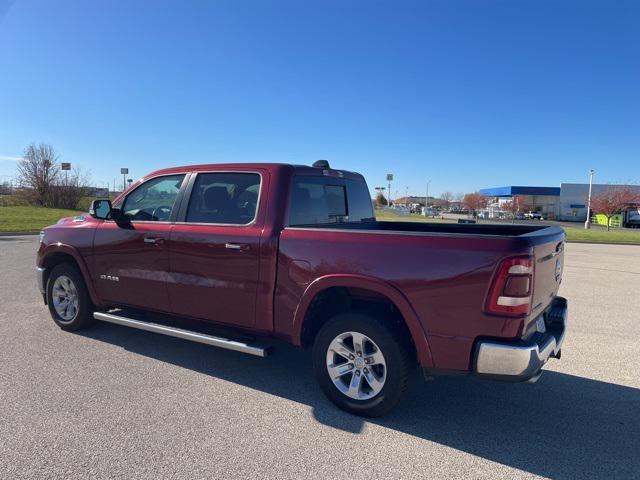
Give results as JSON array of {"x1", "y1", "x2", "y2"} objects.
[
  {"x1": 168, "y1": 171, "x2": 263, "y2": 328},
  {"x1": 92, "y1": 173, "x2": 187, "y2": 312}
]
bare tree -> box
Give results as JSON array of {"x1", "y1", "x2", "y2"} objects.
[
  {"x1": 590, "y1": 187, "x2": 640, "y2": 231},
  {"x1": 50, "y1": 167, "x2": 92, "y2": 210},
  {"x1": 16, "y1": 143, "x2": 60, "y2": 206},
  {"x1": 440, "y1": 191, "x2": 454, "y2": 210},
  {"x1": 16, "y1": 143, "x2": 91, "y2": 209}
]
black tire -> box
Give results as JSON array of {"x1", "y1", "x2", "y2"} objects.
[
  {"x1": 46, "y1": 263, "x2": 95, "y2": 331},
  {"x1": 312, "y1": 311, "x2": 415, "y2": 417}
]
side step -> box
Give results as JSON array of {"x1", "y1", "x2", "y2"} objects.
[{"x1": 93, "y1": 311, "x2": 269, "y2": 357}]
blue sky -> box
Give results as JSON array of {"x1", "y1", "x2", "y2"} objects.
[{"x1": 0, "y1": 0, "x2": 638, "y2": 197}]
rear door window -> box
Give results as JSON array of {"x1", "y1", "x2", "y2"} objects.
[{"x1": 185, "y1": 172, "x2": 261, "y2": 225}]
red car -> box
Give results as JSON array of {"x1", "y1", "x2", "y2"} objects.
[{"x1": 37, "y1": 161, "x2": 567, "y2": 416}]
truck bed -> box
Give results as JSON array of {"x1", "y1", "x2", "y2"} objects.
[{"x1": 278, "y1": 220, "x2": 565, "y2": 371}]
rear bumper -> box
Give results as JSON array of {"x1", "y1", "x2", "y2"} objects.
[{"x1": 474, "y1": 296, "x2": 567, "y2": 382}]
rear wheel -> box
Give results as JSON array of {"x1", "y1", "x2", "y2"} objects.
[
  {"x1": 312, "y1": 311, "x2": 414, "y2": 417},
  {"x1": 46, "y1": 263, "x2": 95, "y2": 331}
]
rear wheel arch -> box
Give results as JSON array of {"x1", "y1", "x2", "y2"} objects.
[
  {"x1": 312, "y1": 310, "x2": 415, "y2": 416},
  {"x1": 293, "y1": 275, "x2": 434, "y2": 368}
]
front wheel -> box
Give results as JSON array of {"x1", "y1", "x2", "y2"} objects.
[
  {"x1": 312, "y1": 311, "x2": 414, "y2": 417},
  {"x1": 46, "y1": 263, "x2": 95, "y2": 331}
]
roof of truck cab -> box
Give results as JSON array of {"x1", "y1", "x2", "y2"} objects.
[{"x1": 142, "y1": 163, "x2": 366, "y2": 181}]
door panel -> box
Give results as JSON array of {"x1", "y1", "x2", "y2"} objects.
[
  {"x1": 168, "y1": 225, "x2": 261, "y2": 327},
  {"x1": 93, "y1": 222, "x2": 173, "y2": 311},
  {"x1": 92, "y1": 173, "x2": 187, "y2": 312},
  {"x1": 167, "y1": 171, "x2": 263, "y2": 328}
]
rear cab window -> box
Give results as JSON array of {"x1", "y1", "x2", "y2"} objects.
[{"x1": 288, "y1": 175, "x2": 374, "y2": 226}]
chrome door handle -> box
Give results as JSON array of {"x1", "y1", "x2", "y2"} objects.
[
  {"x1": 144, "y1": 237, "x2": 164, "y2": 245},
  {"x1": 225, "y1": 242, "x2": 248, "y2": 251}
]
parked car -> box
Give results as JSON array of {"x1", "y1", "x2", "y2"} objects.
[
  {"x1": 36, "y1": 161, "x2": 567, "y2": 416},
  {"x1": 388, "y1": 205, "x2": 411, "y2": 215},
  {"x1": 623, "y1": 208, "x2": 640, "y2": 228},
  {"x1": 524, "y1": 211, "x2": 544, "y2": 220}
]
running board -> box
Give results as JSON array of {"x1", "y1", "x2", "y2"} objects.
[{"x1": 93, "y1": 311, "x2": 269, "y2": 357}]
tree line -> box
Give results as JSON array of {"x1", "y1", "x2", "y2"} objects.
[
  {"x1": 376, "y1": 186, "x2": 639, "y2": 229},
  {"x1": 461, "y1": 189, "x2": 639, "y2": 229}
]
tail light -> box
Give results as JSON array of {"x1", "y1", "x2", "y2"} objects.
[{"x1": 485, "y1": 256, "x2": 534, "y2": 317}]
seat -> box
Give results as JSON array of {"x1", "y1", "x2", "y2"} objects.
[{"x1": 188, "y1": 186, "x2": 232, "y2": 223}]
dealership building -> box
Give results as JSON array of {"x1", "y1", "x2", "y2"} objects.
[{"x1": 479, "y1": 183, "x2": 640, "y2": 222}]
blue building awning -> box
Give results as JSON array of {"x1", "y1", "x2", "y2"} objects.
[{"x1": 480, "y1": 186, "x2": 561, "y2": 197}]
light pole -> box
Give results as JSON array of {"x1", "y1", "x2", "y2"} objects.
[
  {"x1": 584, "y1": 169, "x2": 595, "y2": 229},
  {"x1": 425, "y1": 180, "x2": 431, "y2": 216},
  {"x1": 425, "y1": 180, "x2": 431, "y2": 207}
]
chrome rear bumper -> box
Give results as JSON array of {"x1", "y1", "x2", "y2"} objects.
[{"x1": 474, "y1": 297, "x2": 567, "y2": 382}]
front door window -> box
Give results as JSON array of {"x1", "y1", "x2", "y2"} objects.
[{"x1": 122, "y1": 174, "x2": 186, "y2": 222}]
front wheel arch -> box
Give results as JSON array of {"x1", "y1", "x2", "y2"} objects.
[
  {"x1": 46, "y1": 263, "x2": 96, "y2": 331},
  {"x1": 40, "y1": 246, "x2": 100, "y2": 305}
]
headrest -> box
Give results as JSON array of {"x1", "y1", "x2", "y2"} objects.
[{"x1": 204, "y1": 186, "x2": 230, "y2": 210}]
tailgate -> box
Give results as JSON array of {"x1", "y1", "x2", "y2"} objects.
[{"x1": 531, "y1": 236, "x2": 565, "y2": 317}]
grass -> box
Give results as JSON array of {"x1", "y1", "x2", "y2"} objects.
[
  {"x1": 375, "y1": 210, "x2": 456, "y2": 223},
  {"x1": 0, "y1": 206, "x2": 83, "y2": 232},
  {"x1": 375, "y1": 209, "x2": 640, "y2": 244},
  {"x1": 562, "y1": 227, "x2": 640, "y2": 244}
]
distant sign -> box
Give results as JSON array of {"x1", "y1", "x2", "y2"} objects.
[
  {"x1": 127, "y1": 178, "x2": 133, "y2": 183},
  {"x1": 386, "y1": 174, "x2": 394, "y2": 181},
  {"x1": 61, "y1": 163, "x2": 71, "y2": 171},
  {"x1": 120, "y1": 168, "x2": 129, "y2": 174}
]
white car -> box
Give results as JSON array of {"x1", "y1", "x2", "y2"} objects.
[{"x1": 524, "y1": 211, "x2": 543, "y2": 220}]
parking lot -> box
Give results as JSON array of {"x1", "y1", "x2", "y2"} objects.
[{"x1": 1, "y1": 235, "x2": 639, "y2": 479}]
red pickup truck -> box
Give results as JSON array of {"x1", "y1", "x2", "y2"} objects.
[{"x1": 37, "y1": 161, "x2": 568, "y2": 416}]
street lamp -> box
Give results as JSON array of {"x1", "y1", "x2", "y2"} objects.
[
  {"x1": 584, "y1": 169, "x2": 595, "y2": 229},
  {"x1": 425, "y1": 180, "x2": 431, "y2": 216}
]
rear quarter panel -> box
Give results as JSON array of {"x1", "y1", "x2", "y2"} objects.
[{"x1": 276, "y1": 227, "x2": 535, "y2": 370}]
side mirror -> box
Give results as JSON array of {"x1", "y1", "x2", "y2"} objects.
[{"x1": 89, "y1": 199, "x2": 112, "y2": 220}]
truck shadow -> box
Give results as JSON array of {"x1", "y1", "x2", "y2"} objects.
[{"x1": 81, "y1": 323, "x2": 640, "y2": 480}]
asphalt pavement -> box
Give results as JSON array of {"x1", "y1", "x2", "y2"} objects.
[{"x1": 1, "y1": 236, "x2": 639, "y2": 479}]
